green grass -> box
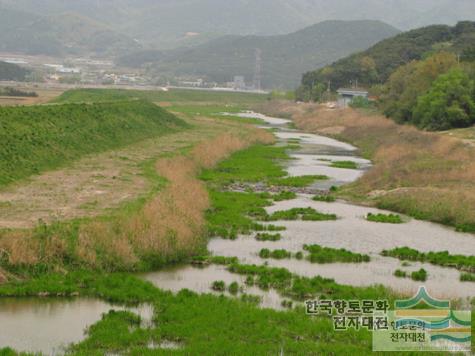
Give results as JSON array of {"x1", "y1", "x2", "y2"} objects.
[
  {"x1": 200, "y1": 144, "x2": 290, "y2": 186},
  {"x1": 312, "y1": 194, "x2": 336, "y2": 202},
  {"x1": 303, "y1": 244, "x2": 370, "y2": 264},
  {"x1": 0, "y1": 100, "x2": 187, "y2": 187},
  {"x1": 411, "y1": 268, "x2": 428, "y2": 282},
  {"x1": 366, "y1": 212, "x2": 403, "y2": 224},
  {"x1": 200, "y1": 144, "x2": 326, "y2": 189},
  {"x1": 53, "y1": 88, "x2": 268, "y2": 105},
  {"x1": 330, "y1": 160, "x2": 358, "y2": 169},
  {"x1": 206, "y1": 190, "x2": 272, "y2": 239},
  {"x1": 460, "y1": 273, "x2": 475, "y2": 282},
  {"x1": 226, "y1": 262, "x2": 396, "y2": 302},
  {"x1": 268, "y1": 175, "x2": 328, "y2": 187},
  {"x1": 228, "y1": 281, "x2": 240, "y2": 295},
  {"x1": 266, "y1": 207, "x2": 337, "y2": 222},
  {"x1": 255, "y1": 233, "x2": 282, "y2": 241},
  {"x1": 381, "y1": 247, "x2": 475, "y2": 272},
  {"x1": 211, "y1": 280, "x2": 226, "y2": 292},
  {"x1": 394, "y1": 269, "x2": 407, "y2": 278},
  {"x1": 0, "y1": 271, "x2": 380, "y2": 355},
  {"x1": 259, "y1": 248, "x2": 292, "y2": 260},
  {"x1": 272, "y1": 191, "x2": 297, "y2": 201}
]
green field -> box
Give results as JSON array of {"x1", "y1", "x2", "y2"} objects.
[{"x1": 53, "y1": 88, "x2": 268, "y2": 106}]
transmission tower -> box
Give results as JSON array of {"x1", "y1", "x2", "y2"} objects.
[{"x1": 253, "y1": 48, "x2": 262, "y2": 91}]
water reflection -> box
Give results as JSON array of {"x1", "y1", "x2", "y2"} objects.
[{"x1": 0, "y1": 298, "x2": 153, "y2": 355}]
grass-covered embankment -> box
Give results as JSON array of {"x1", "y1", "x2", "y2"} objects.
[
  {"x1": 278, "y1": 104, "x2": 475, "y2": 233},
  {"x1": 0, "y1": 129, "x2": 273, "y2": 275},
  {"x1": 0, "y1": 100, "x2": 186, "y2": 187},
  {"x1": 53, "y1": 88, "x2": 268, "y2": 106}
]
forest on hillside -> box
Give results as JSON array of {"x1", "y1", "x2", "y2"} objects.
[
  {"x1": 297, "y1": 22, "x2": 475, "y2": 131},
  {"x1": 0, "y1": 61, "x2": 29, "y2": 81}
]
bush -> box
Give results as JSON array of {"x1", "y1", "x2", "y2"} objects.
[
  {"x1": 349, "y1": 96, "x2": 372, "y2": 109},
  {"x1": 413, "y1": 68, "x2": 475, "y2": 130}
]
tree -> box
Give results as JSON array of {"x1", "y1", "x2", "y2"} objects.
[
  {"x1": 413, "y1": 68, "x2": 475, "y2": 130},
  {"x1": 381, "y1": 52, "x2": 458, "y2": 123}
]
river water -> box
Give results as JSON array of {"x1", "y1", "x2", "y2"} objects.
[
  {"x1": 0, "y1": 111, "x2": 473, "y2": 354},
  {"x1": 145, "y1": 111, "x2": 475, "y2": 304}
]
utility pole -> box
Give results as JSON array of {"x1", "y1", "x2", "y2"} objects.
[{"x1": 253, "y1": 48, "x2": 262, "y2": 91}]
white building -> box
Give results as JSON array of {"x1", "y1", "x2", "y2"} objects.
[{"x1": 337, "y1": 88, "x2": 369, "y2": 108}]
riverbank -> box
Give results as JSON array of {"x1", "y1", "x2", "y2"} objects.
[
  {"x1": 0, "y1": 92, "x2": 471, "y2": 354},
  {"x1": 258, "y1": 101, "x2": 475, "y2": 234}
]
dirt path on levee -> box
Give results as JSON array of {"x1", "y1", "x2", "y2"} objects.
[{"x1": 0, "y1": 117, "x2": 239, "y2": 229}]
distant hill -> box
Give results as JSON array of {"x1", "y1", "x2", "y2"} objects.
[
  {"x1": 0, "y1": 7, "x2": 141, "y2": 56},
  {"x1": 298, "y1": 21, "x2": 475, "y2": 99},
  {"x1": 120, "y1": 20, "x2": 399, "y2": 89},
  {"x1": 1, "y1": 0, "x2": 474, "y2": 50},
  {"x1": 0, "y1": 61, "x2": 29, "y2": 81}
]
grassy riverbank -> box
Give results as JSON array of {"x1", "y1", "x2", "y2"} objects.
[
  {"x1": 0, "y1": 271, "x2": 380, "y2": 355},
  {"x1": 261, "y1": 102, "x2": 475, "y2": 233},
  {"x1": 0, "y1": 90, "x2": 456, "y2": 355},
  {"x1": 0, "y1": 89, "x2": 273, "y2": 278}
]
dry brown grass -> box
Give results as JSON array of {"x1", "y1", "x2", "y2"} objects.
[
  {"x1": 290, "y1": 105, "x2": 475, "y2": 230},
  {"x1": 0, "y1": 126, "x2": 273, "y2": 272}
]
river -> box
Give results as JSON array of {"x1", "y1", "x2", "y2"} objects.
[{"x1": 0, "y1": 111, "x2": 473, "y2": 354}]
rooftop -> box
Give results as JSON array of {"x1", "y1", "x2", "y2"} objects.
[{"x1": 337, "y1": 88, "x2": 369, "y2": 95}]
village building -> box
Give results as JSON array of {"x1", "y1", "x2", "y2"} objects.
[{"x1": 337, "y1": 88, "x2": 369, "y2": 108}]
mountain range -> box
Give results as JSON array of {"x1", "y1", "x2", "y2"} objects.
[
  {"x1": 120, "y1": 20, "x2": 399, "y2": 89},
  {"x1": 0, "y1": 0, "x2": 474, "y2": 52}
]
